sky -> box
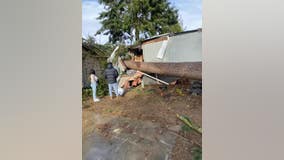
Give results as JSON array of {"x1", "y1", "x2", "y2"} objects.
[{"x1": 82, "y1": 0, "x2": 202, "y2": 44}]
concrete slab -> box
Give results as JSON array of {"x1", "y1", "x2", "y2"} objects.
[{"x1": 83, "y1": 115, "x2": 177, "y2": 160}]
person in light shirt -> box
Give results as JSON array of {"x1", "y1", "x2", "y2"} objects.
[{"x1": 90, "y1": 69, "x2": 100, "y2": 102}]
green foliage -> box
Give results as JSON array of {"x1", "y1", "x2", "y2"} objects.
[
  {"x1": 175, "y1": 88, "x2": 184, "y2": 96},
  {"x1": 83, "y1": 35, "x2": 96, "y2": 46},
  {"x1": 112, "y1": 45, "x2": 129, "y2": 64},
  {"x1": 82, "y1": 88, "x2": 92, "y2": 101},
  {"x1": 97, "y1": 0, "x2": 127, "y2": 44},
  {"x1": 83, "y1": 36, "x2": 114, "y2": 56},
  {"x1": 177, "y1": 114, "x2": 202, "y2": 134},
  {"x1": 178, "y1": 114, "x2": 202, "y2": 160},
  {"x1": 181, "y1": 124, "x2": 192, "y2": 132},
  {"x1": 97, "y1": 0, "x2": 183, "y2": 44},
  {"x1": 82, "y1": 78, "x2": 109, "y2": 100},
  {"x1": 97, "y1": 77, "x2": 109, "y2": 97},
  {"x1": 192, "y1": 146, "x2": 202, "y2": 160},
  {"x1": 99, "y1": 58, "x2": 108, "y2": 70},
  {"x1": 135, "y1": 88, "x2": 142, "y2": 94},
  {"x1": 117, "y1": 45, "x2": 128, "y2": 57},
  {"x1": 145, "y1": 88, "x2": 155, "y2": 95}
]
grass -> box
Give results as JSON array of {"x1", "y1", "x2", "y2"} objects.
[
  {"x1": 178, "y1": 114, "x2": 202, "y2": 159},
  {"x1": 177, "y1": 114, "x2": 202, "y2": 134},
  {"x1": 192, "y1": 146, "x2": 202, "y2": 160},
  {"x1": 181, "y1": 124, "x2": 192, "y2": 132},
  {"x1": 175, "y1": 88, "x2": 185, "y2": 96},
  {"x1": 82, "y1": 88, "x2": 92, "y2": 101},
  {"x1": 145, "y1": 89, "x2": 155, "y2": 95}
]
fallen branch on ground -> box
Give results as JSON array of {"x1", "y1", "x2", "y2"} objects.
[{"x1": 177, "y1": 114, "x2": 202, "y2": 134}]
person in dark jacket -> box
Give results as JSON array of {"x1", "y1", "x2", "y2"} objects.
[{"x1": 104, "y1": 62, "x2": 119, "y2": 99}]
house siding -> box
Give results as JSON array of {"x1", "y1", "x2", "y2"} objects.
[{"x1": 142, "y1": 30, "x2": 202, "y2": 62}]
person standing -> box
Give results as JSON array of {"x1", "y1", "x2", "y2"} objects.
[
  {"x1": 104, "y1": 62, "x2": 119, "y2": 99},
  {"x1": 90, "y1": 69, "x2": 100, "y2": 102}
]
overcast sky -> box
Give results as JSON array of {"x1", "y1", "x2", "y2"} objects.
[{"x1": 82, "y1": 0, "x2": 202, "y2": 44}]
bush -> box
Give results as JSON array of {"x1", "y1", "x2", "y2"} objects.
[
  {"x1": 82, "y1": 77, "x2": 109, "y2": 101},
  {"x1": 97, "y1": 77, "x2": 109, "y2": 97},
  {"x1": 82, "y1": 88, "x2": 92, "y2": 101},
  {"x1": 192, "y1": 146, "x2": 202, "y2": 160}
]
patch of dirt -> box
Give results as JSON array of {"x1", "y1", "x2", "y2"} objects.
[
  {"x1": 82, "y1": 84, "x2": 201, "y2": 160},
  {"x1": 96, "y1": 123, "x2": 112, "y2": 138}
]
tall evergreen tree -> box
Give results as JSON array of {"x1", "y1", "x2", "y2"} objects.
[
  {"x1": 97, "y1": 0, "x2": 182, "y2": 44},
  {"x1": 96, "y1": 0, "x2": 128, "y2": 44}
]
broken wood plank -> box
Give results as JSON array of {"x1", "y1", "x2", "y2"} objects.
[{"x1": 137, "y1": 71, "x2": 169, "y2": 85}]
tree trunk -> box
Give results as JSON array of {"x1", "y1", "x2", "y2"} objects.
[
  {"x1": 135, "y1": 28, "x2": 139, "y2": 41},
  {"x1": 122, "y1": 60, "x2": 202, "y2": 80}
]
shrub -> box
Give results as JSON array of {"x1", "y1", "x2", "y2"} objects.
[
  {"x1": 82, "y1": 88, "x2": 92, "y2": 101},
  {"x1": 82, "y1": 77, "x2": 109, "y2": 101},
  {"x1": 192, "y1": 146, "x2": 202, "y2": 160},
  {"x1": 97, "y1": 77, "x2": 109, "y2": 97}
]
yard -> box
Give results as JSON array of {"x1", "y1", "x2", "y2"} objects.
[{"x1": 83, "y1": 84, "x2": 202, "y2": 160}]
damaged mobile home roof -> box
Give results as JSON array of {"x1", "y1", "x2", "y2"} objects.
[
  {"x1": 137, "y1": 29, "x2": 202, "y2": 63},
  {"x1": 142, "y1": 28, "x2": 201, "y2": 43}
]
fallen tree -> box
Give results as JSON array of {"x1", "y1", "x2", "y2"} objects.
[{"x1": 122, "y1": 60, "x2": 202, "y2": 80}]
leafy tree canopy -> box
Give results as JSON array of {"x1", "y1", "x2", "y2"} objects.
[{"x1": 96, "y1": 0, "x2": 183, "y2": 44}]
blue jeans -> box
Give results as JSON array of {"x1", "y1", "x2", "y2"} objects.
[
  {"x1": 91, "y1": 82, "x2": 97, "y2": 101},
  {"x1": 108, "y1": 83, "x2": 118, "y2": 97}
]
